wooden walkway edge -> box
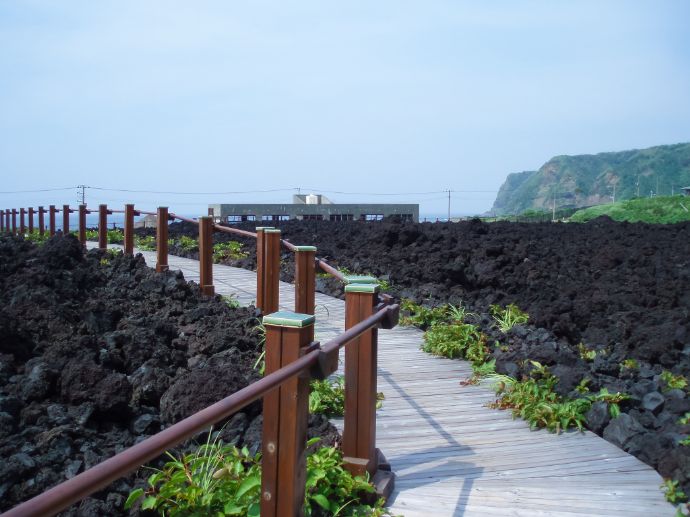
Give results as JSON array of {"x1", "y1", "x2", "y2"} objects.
[{"x1": 91, "y1": 244, "x2": 675, "y2": 516}]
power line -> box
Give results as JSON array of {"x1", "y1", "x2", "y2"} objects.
[
  {"x1": 0, "y1": 187, "x2": 76, "y2": 194},
  {"x1": 88, "y1": 187, "x2": 296, "y2": 195}
]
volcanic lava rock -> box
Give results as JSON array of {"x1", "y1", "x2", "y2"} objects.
[{"x1": 0, "y1": 235, "x2": 337, "y2": 515}]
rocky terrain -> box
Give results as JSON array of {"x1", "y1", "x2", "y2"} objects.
[
  {"x1": 152, "y1": 216, "x2": 690, "y2": 495},
  {"x1": 0, "y1": 234, "x2": 337, "y2": 515}
]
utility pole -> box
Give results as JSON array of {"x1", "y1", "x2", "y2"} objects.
[
  {"x1": 636, "y1": 175, "x2": 640, "y2": 198},
  {"x1": 552, "y1": 191, "x2": 556, "y2": 222},
  {"x1": 76, "y1": 185, "x2": 88, "y2": 205},
  {"x1": 446, "y1": 189, "x2": 451, "y2": 222},
  {"x1": 656, "y1": 176, "x2": 659, "y2": 197}
]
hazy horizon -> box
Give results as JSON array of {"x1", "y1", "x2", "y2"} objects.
[{"x1": 2, "y1": 1, "x2": 689, "y2": 217}]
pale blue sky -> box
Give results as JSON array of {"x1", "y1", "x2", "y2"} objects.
[{"x1": 1, "y1": 1, "x2": 689, "y2": 217}]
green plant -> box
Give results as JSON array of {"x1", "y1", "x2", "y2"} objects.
[
  {"x1": 422, "y1": 323, "x2": 484, "y2": 361},
  {"x1": 447, "y1": 303, "x2": 475, "y2": 324},
  {"x1": 400, "y1": 299, "x2": 449, "y2": 329},
  {"x1": 376, "y1": 278, "x2": 391, "y2": 291},
  {"x1": 575, "y1": 378, "x2": 590, "y2": 394},
  {"x1": 214, "y1": 241, "x2": 248, "y2": 263},
  {"x1": 661, "y1": 371, "x2": 688, "y2": 391},
  {"x1": 577, "y1": 343, "x2": 597, "y2": 361},
  {"x1": 487, "y1": 364, "x2": 590, "y2": 433},
  {"x1": 490, "y1": 303, "x2": 529, "y2": 332},
  {"x1": 135, "y1": 235, "x2": 156, "y2": 251},
  {"x1": 85, "y1": 229, "x2": 99, "y2": 241},
  {"x1": 485, "y1": 363, "x2": 630, "y2": 433},
  {"x1": 252, "y1": 323, "x2": 266, "y2": 374},
  {"x1": 107, "y1": 229, "x2": 124, "y2": 244},
  {"x1": 680, "y1": 437, "x2": 690, "y2": 447},
  {"x1": 590, "y1": 388, "x2": 629, "y2": 418},
  {"x1": 125, "y1": 433, "x2": 262, "y2": 516},
  {"x1": 662, "y1": 479, "x2": 688, "y2": 504},
  {"x1": 222, "y1": 294, "x2": 241, "y2": 309},
  {"x1": 679, "y1": 413, "x2": 690, "y2": 425},
  {"x1": 177, "y1": 235, "x2": 199, "y2": 252},
  {"x1": 305, "y1": 439, "x2": 386, "y2": 516},
  {"x1": 24, "y1": 231, "x2": 50, "y2": 245},
  {"x1": 621, "y1": 358, "x2": 639, "y2": 371},
  {"x1": 126, "y1": 435, "x2": 386, "y2": 517},
  {"x1": 99, "y1": 258, "x2": 110, "y2": 266},
  {"x1": 309, "y1": 376, "x2": 345, "y2": 416}
]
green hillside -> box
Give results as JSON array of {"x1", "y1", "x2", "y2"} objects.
[
  {"x1": 491, "y1": 143, "x2": 690, "y2": 215},
  {"x1": 569, "y1": 195, "x2": 690, "y2": 224}
]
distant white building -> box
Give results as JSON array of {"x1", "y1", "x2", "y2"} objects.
[{"x1": 682, "y1": 186, "x2": 690, "y2": 196}]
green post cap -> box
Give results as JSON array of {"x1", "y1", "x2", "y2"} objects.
[
  {"x1": 264, "y1": 228, "x2": 281, "y2": 234},
  {"x1": 263, "y1": 311, "x2": 316, "y2": 327},
  {"x1": 343, "y1": 275, "x2": 377, "y2": 284},
  {"x1": 294, "y1": 245, "x2": 317, "y2": 252},
  {"x1": 344, "y1": 283, "x2": 379, "y2": 294},
  {"x1": 255, "y1": 226, "x2": 275, "y2": 231}
]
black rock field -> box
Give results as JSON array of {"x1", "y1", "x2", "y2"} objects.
[
  {"x1": 0, "y1": 234, "x2": 337, "y2": 515},
  {"x1": 156, "y1": 216, "x2": 690, "y2": 494}
]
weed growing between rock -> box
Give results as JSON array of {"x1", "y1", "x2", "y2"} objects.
[
  {"x1": 213, "y1": 241, "x2": 249, "y2": 263},
  {"x1": 134, "y1": 234, "x2": 156, "y2": 250},
  {"x1": 490, "y1": 303, "x2": 529, "y2": 333}
]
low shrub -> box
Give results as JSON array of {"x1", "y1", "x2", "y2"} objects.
[
  {"x1": 422, "y1": 322, "x2": 486, "y2": 364},
  {"x1": 135, "y1": 235, "x2": 156, "y2": 251},
  {"x1": 107, "y1": 229, "x2": 124, "y2": 244},
  {"x1": 309, "y1": 376, "x2": 345, "y2": 417},
  {"x1": 487, "y1": 361, "x2": 629, "y2": 433},
  {"x1": 126, "y1": 436, "x2": 386, "y2": 516},
  {"x1": 213, "y1": 241, "x2": 248, "y2": 263}
]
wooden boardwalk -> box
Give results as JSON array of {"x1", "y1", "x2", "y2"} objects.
[{"x1": 92, "y1": 244, "x2": 675, "y2": 516}]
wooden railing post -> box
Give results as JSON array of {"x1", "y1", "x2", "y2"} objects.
[
  {"x1": 261, "y1": 311, "x2": 314, "y2": 517},
  {"x1": 7, "y1": 210, "x2": 11, "y2": 234},
  {"x1": 19, "y1": 208, "x2": 26, "y2": 235},
  {"x1": 12, "y1": 209, "x2": 17, "y2": 234},
  {"x1": 38, "y1": 206, "x2": 45, "y2": 235},
  {"x1": 124, "y1": 204, "x2": 135, "y2": 255},
  {"x1": 155, "y1": 207, "x2": 169, "y2": 272},
  {"x1": 78, "y1": 205, "x2": 87, "y2": 246},
  {"x1": 294, "y1": 246, "x2": 316, "y2": 316},
  {"x1": 256, "y1": 227, "x2": 272, "y2": 311},
  {"x1": 256, "y1": 228, "x2": 280, "y2": 314},
  {"x1": 62, "y1": 205, "x2": 70, "y2": 234},
  {"x1": 98, "y1": 204, "x2": 108, "y2": 250},
  {"x1": 28, "y1": 207, "x2": 34, "y2": 234},
  {"x1": 198, "y1": 216, "x2": 214, "y2": 295},
  {"x1": 49, "y1": 205, "x2": 56, "y2": 236},
  {"x1": 343, "y1": 278, "x2": 383, "y2": 479},
  {"x1": 0, "y1": 210, "x2": 4, "y2": 233}
]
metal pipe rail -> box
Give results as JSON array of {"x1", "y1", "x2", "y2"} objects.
[{"x1": 315, "y1": 257, "x2": 346, "y2": 282}]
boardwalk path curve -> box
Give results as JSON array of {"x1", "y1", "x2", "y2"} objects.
[{"x1": 91, "y1": 244, "x2": 674, "y2": 516}]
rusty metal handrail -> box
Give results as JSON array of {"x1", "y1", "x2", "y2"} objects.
[
  {"x1": 213, "y1": 223, "x2": 257, "y2": 240},
  {"x1": 315, "y1": 257, "x2": 346, "y2": 282},
  {"x1": 321, "y1": 303, "x2": 397, "y2": 355},
  {"x1": 3, "y1": 348, "x2": 322, "y2": 517}
]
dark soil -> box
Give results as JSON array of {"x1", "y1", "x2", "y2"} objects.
[
  {"x1": 0, "y1": 234, "x2": 338, "y2": 515},
  {"x1": 153, "y1": 217, "x2": 690, "y2": 494}
]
